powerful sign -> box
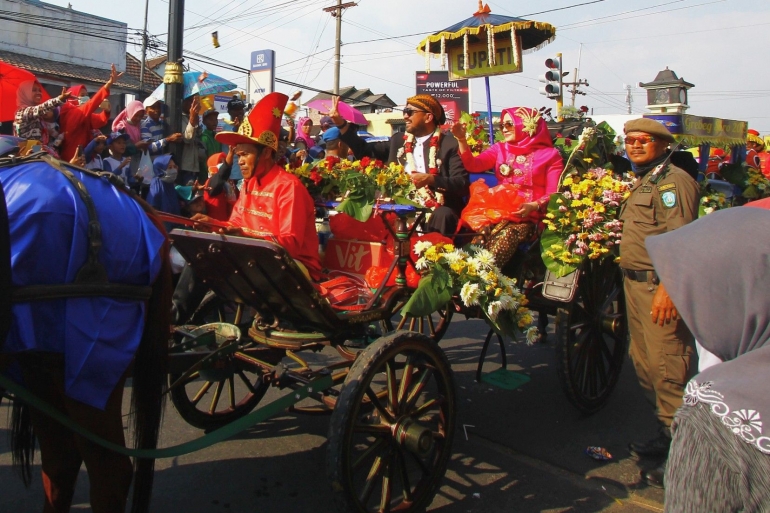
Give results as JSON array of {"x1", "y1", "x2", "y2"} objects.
[
  {"x1": 248, "y1": 49, "x2": 275, "y2": 105},
  {"x1": 415, "y1": 71, "x2": 469, "y2": 123},
  {"x1": 448, "y1": 37, "x2": 522, "y2": 81}
]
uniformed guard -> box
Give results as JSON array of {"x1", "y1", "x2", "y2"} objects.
[{"x1": 618, "y1": 118, "x2": 700, "y2": 489}]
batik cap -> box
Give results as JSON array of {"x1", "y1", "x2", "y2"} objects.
[{"x1": 216, "y1": 92, "x2": 288, "y2": 151}]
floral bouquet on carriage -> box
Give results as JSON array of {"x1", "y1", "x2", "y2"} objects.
[
  {"x1": 457, "y1": 111, "x2": 503, "y2": 156},
  {"x1": 288, "y1": 156, "x2": 419, "y2": 221},
  {"x1": 402, "y1": 239, "x2": 538, "y2": 342},
  {"x1": 540, "y1": 122, "x2": 633, "y2": 278}
]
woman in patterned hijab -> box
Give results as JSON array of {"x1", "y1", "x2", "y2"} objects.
[{"x1": 647, "y1": 206, "x2": 770, "y2": 511}]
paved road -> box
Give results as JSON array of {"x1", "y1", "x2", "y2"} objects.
[{"x1": 0, "y1": 315, "x2": 666, "y2": 512}]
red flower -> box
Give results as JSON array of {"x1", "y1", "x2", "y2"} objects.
[
  {"x1": 580, "y1": 105, "x2": 589, "y2": 113},
  {"x1": 555, "y1": 133, "x2": 563, "y2": 138},
  {"x1": 325, "y1": 156, "x2": 340, "y2": 168},
  {"x1": 564, "y1": 138, "x2": 572, "y2": 146},
  {"x1": 360, "y1": 156, "x2": 371, "y2": 167},
  {"x1": 374, "y1": 159, "x2": 384, "y2": 168},
  {"x1": 472, "y1": 112, "x2": 480, "y2": 118},
  {"x1": 473, "y1": 128, "x2": 481, "y2": 136},
  {"x1": 309, "y1": 170, "x2": 322, "y2": 185}
]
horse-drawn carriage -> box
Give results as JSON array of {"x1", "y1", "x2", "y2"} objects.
[{"x1": 1, "y1": 145, "x2": 627, "y2": 512}]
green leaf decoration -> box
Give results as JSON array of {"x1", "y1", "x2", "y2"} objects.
[
  {"x1": 335, "y1": 198, "x2": 374, "y2": 222},
  {"x1": 719, "y1": 163, "x2": 747, "y2": 187},
  {"x1": 539, "y1": 228, "x2": 577, "y2": 277},
  {"x1": 402, "y1": 274, "x2": 453, "y2": 317}
]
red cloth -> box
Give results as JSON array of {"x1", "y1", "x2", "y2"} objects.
[
  {"x1": 227, "y1": 164, "x2": 323, "y2": 280},
  {"x1": 203, "y1": 178, "x2": 232, "y2": 221},
  {"x1": 58, "y1": 86, "x2": 110, "y2": 162}
]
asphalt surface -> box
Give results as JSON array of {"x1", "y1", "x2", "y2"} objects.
[{"x1": 0, "y1": 315, "x2": 666, "y2": 512}]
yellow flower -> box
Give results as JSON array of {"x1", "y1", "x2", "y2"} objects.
[{"x1": 376, "y1": 172, "x2": 388, "y2": 186}]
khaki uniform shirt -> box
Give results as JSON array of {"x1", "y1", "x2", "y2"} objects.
[{"x1": 619, "y1": 164, "x2": 699, "y2": 271}]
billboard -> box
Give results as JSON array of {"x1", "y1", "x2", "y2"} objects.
[
  {"x1": 248, "y1": 49, "x2": 275, "y2": 105},
  {"x1": 415, "y1": 71, "x2": 469, "y2": 124}
]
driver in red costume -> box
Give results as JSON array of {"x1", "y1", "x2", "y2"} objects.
[{"x1": 172, "y1": 93, "x2": 322, "y2": 323}]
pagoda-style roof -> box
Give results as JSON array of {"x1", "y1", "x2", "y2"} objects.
[{"x1": 639, "y1": 67, "x2": 694, "y2": 89}]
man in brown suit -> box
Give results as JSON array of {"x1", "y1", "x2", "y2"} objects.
[{"x1": 619, "y1": 118, "x2": 699, "y2": 488}]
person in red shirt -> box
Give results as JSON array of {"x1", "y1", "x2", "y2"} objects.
[
  {"x1": 746, "y1": 129, "x2": 764, "y2": 171},
  {"x1": 173, "y1": 93, "x2": 322, "y2": 323},
  {"x1": 58, "y1": 64, "x2": 122, "y2": 162}
]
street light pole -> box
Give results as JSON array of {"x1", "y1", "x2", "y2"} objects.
[
  {"x1": 164, "y1": 0, "x2": 185, "y2": 139},
  {"x1": 139, "y1": 0, "x2": 149, "y2": 92}
]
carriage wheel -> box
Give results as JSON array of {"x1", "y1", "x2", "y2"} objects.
[
  {"x1": 381, "y1": 294, "x2": 453, "y2": 343},
  {"x1": 169, "y1": 325, "x2": 268, "y2": 431},
  {"x1": 555, "y1": 257, "x2": 627, "y2": 414},
  {"x1": 327, "y1": 331, "x2": 456, "y2": 513}
]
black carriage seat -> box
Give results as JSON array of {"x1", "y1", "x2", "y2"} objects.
[{"x1": 170, "y1": 229, "x2": 347, "y2": 337}]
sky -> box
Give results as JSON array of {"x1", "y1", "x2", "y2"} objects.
[{"x1": 44, "y1": 0, "x2": 770, "y2": 133}]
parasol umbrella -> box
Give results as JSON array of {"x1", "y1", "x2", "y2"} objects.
[
  {"x1": 416, "y1": 1, "x2": 556, "y2": 143},
  {"x1": 0, "y1": 61, "x2": 51, "y2": 122},
  {"x1": 149, "y1": 71, "x2": 237, "y2": 100},
  {"x1": 306, "y1": 98, "x2": 368, "y2": 125}
]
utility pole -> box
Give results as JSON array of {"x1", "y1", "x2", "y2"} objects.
[
  {"x1": 139, "y1": 0, "x2": 149, "y2": 92},
  {"x1": 563, "y1": 68, "x2": 589, "y2": 107},
  {"x1": 624, "y1": 84, "x2": 633, "y2": 114},
  {"x1": 323, "y1": 0, "x2": 356, "y2": 95},
  {"x1": 164, "y1": 0, "x2": 185, "y2": 144}
]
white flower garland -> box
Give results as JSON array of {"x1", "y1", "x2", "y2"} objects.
[
  {"x1": 487, "y1": 27, "x2": 495, "y2": 67},
  {"x1": 404, "y1": 127, "x2": 441, "y2": 174},
  {"x1": 425, "y1": 39, "x2": 430, "y2": 73},
  {"x1": 463, "y1": 33, "x2": 469, "y2": 72},
  {"x1": 440, "y1": 35, "x2": 446, "y2": 69},
  {"x1": 511, "y1": 28, "x2": 520, "y2": 70}
]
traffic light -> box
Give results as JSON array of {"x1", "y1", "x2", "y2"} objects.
[{"x1": 539, "y1": 56, "x2": 562, "y2": 99}]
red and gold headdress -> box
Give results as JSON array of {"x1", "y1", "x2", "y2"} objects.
[{"x1": 216, "y1": 92, "x2": 288, "y2": 151}]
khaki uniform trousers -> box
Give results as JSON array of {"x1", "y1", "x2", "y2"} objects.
[{"x1": 624, "y1": 278, "x2": 697, "y2": 428}]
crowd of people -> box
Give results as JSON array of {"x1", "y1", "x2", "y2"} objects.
[{"x1": 2, "y1": 60, "x2": 770, "y2": 513}]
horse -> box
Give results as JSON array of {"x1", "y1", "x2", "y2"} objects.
[{"x1": 0, "y1": 150, "x2": 172, "y2": 513}]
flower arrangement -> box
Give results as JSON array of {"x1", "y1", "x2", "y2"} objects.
[
  {"x1": 403, "y1": 241, "x2": 537, "y2": 341},
  {"x1": 456, "y1": 111, "x2": 503, "y2": 156},
  {"x1": 540, "y1": 168, "x2": 631, "y2": 277},
  {"x1": 698, "y1": 177, "x2": 732, "y2": 217},
  {"x1": 718, "y1": 161, "x2": 770, "y2": 201},
  {"x1": 288, "y1": 156, "x2": 417, "y2": 221}
]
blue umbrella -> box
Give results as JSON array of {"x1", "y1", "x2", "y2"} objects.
[{"x1": 149, "y1": 71, "x2": 237, "y2": 100}]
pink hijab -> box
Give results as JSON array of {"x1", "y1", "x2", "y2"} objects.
[
  {"x1": 112, "y1": 100, "x2": 145, "y2": 142},
  {"x1": 499, "y1": 107, "x2": 555, "y2": 155},
  {"x1": 294, "y1": 117, "x2": 314, "y2": 148},
  {"x1": 16, "y1": 80, "x2": 43, "y2": 110}
]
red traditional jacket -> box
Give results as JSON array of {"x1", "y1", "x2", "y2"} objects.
[{"x1": 228, "y1": 164, "x2": 322, "y2": 280}]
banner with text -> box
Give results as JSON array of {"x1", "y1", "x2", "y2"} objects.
[
  {"x1": 248, "y1": 49, "x2": 275, "y2": 105},
  {"x1": 415, "y1": 71, "x2": 469, "y2": 124},
  {"x1": 448, "y1": 37, "x2": 522, "y2": 81},
  {"x1": 645, "y1": 113, "x2": 748, "y2": 145}
]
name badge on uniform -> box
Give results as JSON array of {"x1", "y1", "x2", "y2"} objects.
[
  {"x1": 640, "y1": 185, "x2": 653, "y2": 193},
  {"x1": 661, "y1": 190, "x2": 677, "y2": 208}
]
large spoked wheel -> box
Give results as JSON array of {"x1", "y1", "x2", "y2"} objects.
[
  {"x1": 327, "y1": 331, "x2": 456, "y2": 513},
  {"x1": 555, "y1": 257, "x2": 627, "y2": 415},
  {"x1": 169, "y1": 322, "x2": 269, "y2": 431},
  {"x1": 381, "y1": 292, "x2": 453, "y2": 343}
]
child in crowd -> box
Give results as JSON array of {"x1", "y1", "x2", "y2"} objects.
[
  {"x1": 140, "y1": 96, "x2": 182, "y2": 156},
  {"x1": 146, "y1": 154, "x2": 182, "y2": 216},
  {"x1": 103, "y1": 132, "x2": 133, "y2": 183},
  {"x1": 83, "y1": 132, "x2": 108, "y2": 170},
  {"x1": 201, "y1": 109, "x2": 220, "y2": 158},
  {"x1": 40, "y1": 108, "x2": 64, "y2": 154}
]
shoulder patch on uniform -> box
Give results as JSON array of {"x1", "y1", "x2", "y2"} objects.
[
  {"x1": 661, "y1": 190, "x2": 677, "y2": 208},
  {"x1": 658, "y1": 183, "x2": 676, "y2": 192}
]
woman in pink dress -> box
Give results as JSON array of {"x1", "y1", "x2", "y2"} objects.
[{"x1": 451, "y1": 107, "x2": 562, "y2": 266}]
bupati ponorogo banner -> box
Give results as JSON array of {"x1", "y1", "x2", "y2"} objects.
[
  {"x1": 415, "y1": 71, "x2": 469, "y2": 125},
  {"x1": 645, "y1": 114, "x2": 748, "y2": 147},
  {"x1": 448, "y1": 37, "x2": 522, "y2": 81}
]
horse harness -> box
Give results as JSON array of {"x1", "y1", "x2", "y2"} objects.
[{"x1": 0, "y1": 154, "x2": 153, "y2": 323}]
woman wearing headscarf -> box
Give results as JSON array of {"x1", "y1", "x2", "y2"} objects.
[
  {"x1": 13, "y1": 81, "x2": 69, "y2": 144},
  {"x1": 646, "y1": 206, "x2": 770, "y2": 510},
  {"x1": 57, "y1": 65, "x2": 121, "y2": 162},
  {"x1": 294, "y1": 117, "x2": 314, "y2": 149},
  {"x1": 112, "y1": 100, "x2": 147, "y2": 146},
  {"x1": 451, "y1": 107, "x2": 562, "y2": 266}
]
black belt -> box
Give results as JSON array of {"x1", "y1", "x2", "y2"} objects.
[{"x1": 621, "y1": 268, "x2": 659, "y2": 283}]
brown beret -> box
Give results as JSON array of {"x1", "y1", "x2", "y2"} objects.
[{"x1": 624, "y1": 118, "x2": 674, "y2": 143}]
